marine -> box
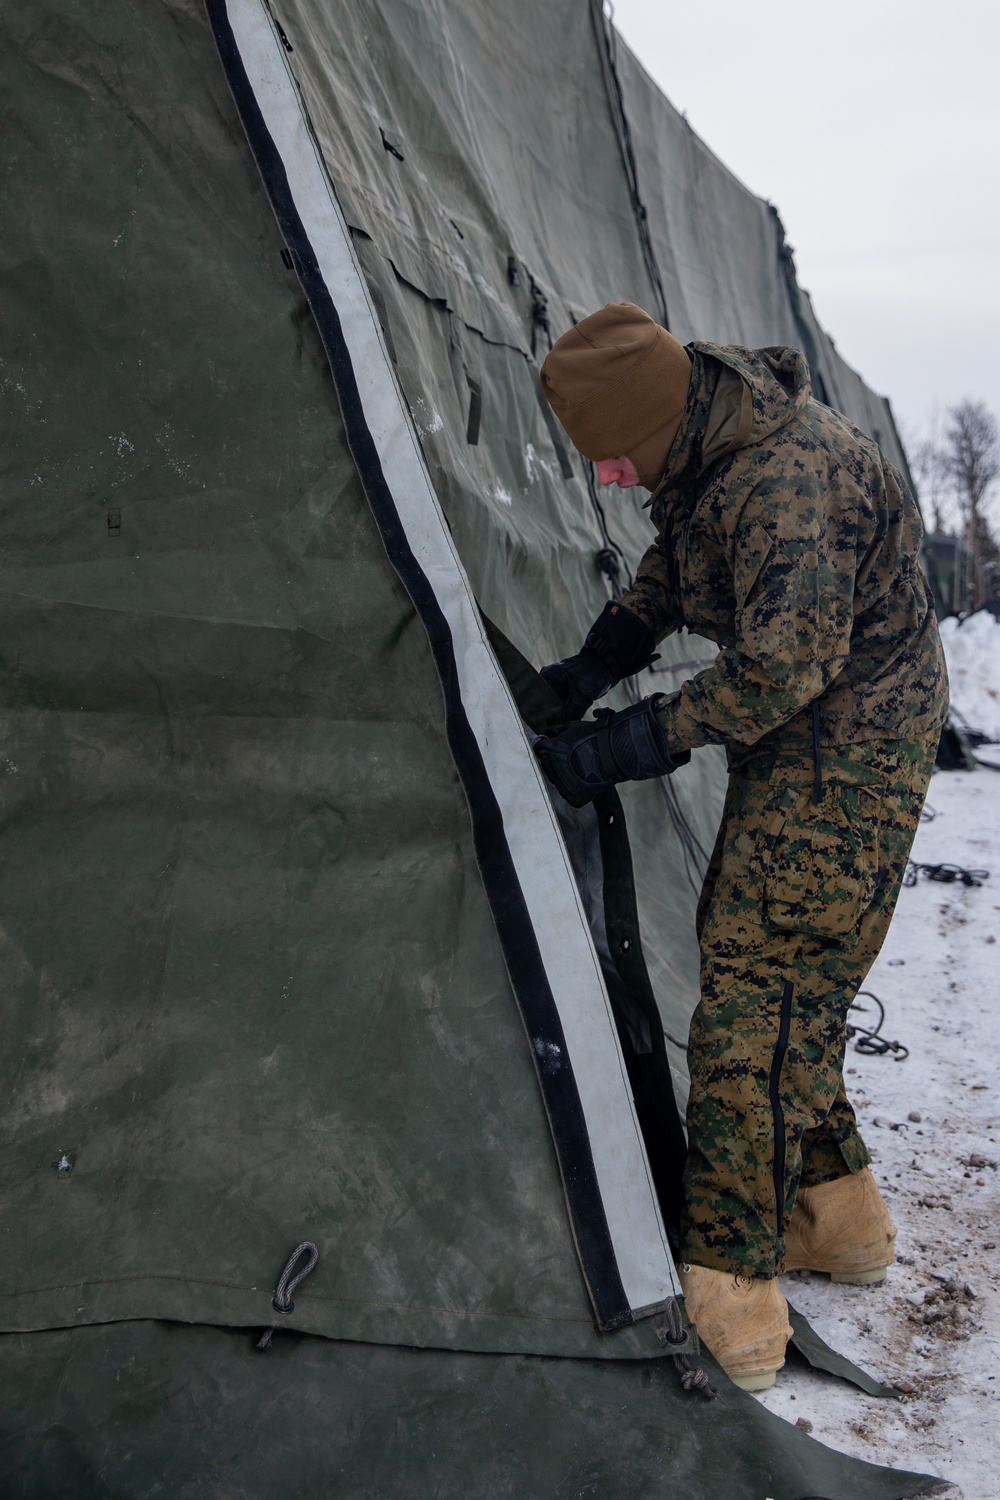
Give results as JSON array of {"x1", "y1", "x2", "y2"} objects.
[{"x1": 534, "y1": 302, "x2": 948, "y2": 1390}]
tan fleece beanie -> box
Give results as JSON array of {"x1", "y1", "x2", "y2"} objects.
[{"x1": 540, "y1": 302, "x2": 692, "y2": 461}]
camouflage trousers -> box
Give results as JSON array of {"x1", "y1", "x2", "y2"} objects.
[{"x1": 680, "y1": 731, "x2": 937, "y2": 1278}]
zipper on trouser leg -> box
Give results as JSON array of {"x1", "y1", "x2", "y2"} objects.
[
  {"x1": 810, "y1": 700, "x2": 823, "y2": 805},
  {"x1": 769, "y1": 980, "x2": 794, "y2": 1237}
]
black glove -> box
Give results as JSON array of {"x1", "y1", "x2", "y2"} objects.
[
  {"x1": 539, "y1": 649, "x2": 614, "y2": 721},
  {"x1": 540, "y1": 602, "x2": 657, "y2": 721},
  {"x1": 534, "y1": 696, "x2": 690, "y2": 808}
]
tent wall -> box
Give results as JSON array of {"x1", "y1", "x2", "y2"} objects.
[
  {"x1": 0, "y1": 1, "x2": 948, "y2": 1494},
  {"x1": 0, "y1": 0, "x2": 678, "y2": 1361},
  {"x1": 0, "y1": 0, "x2": 925, "y2": 1348}
]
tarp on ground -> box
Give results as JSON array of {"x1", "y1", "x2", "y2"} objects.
[
  {"x1": 0, "y1": 1321, "x2": 940, "y2": 1500},
  {"x1": 0, "y1": 0, "x2": 939, "y2": 1494}
]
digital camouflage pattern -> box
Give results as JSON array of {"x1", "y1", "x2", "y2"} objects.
[
  {"x1": 608, "y1": 342, "x2": 947, "y2": 1272},
  {"x1": 617, "y1": 344, "x2": 949, "y2": 753},
  {"x1": 680, "y1": 732, "x2": 937, "y2": 1277}
]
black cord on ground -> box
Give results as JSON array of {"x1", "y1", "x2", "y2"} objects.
[
  {"x1": 948, "y1": 703, "x2": 999, "y2": 749},
  {"x1": 904, "y1": 860, "x2": 990, "y2": 888},
  {"x1": 847, "y1": 991, "x2": 908, "y2": 1062}
]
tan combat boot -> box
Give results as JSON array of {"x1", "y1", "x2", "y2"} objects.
[
  {"x1": 677, "y1": 1262, "x2": 792, "y2": 1392},
  {"x1": 784, "y1": 1166, "x2": 896, "y2": 1284}
]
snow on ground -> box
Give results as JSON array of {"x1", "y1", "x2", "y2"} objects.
[
  {"x1": 940, "y1": 611, "x2": 1000, "y2": 740},
  {"x1": 754, "y1": 767, "x2": 1000, "y2": 1500}
]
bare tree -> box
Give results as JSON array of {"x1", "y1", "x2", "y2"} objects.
[
  {"x1": 907, "y1": 405, "x2": 950, "y2": 532},
  {"x1": 911, "y1": 439, "x2": 948, "y2": 532},
  {"x1": 943, "y1": 401, "x2": 1000, "y2": 611}
]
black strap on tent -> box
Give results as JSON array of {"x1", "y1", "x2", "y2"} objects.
[
  {"x1": 589, "y1": 0, "x2": 669, "y2": 328},
  {"x1": 482, "y1": 615, "x2": 689, "y2": 1245},
  {"x1": 527, "y1": 269, "x2": 552, "y2": 359}
]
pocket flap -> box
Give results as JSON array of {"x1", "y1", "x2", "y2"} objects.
[
  {"x1": 734, "y1": 519, "x2": 774, "y2": 608},
  {"x1": 765, "y1": 784, "x2": 875, "y2": 941}
]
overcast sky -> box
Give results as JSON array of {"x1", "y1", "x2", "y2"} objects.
[{"x1": 610, "y1": 0, "x2": 1000, "y2": 453}]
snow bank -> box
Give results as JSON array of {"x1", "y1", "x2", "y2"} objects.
[{"x1": 940, "y1": 610, "x2": 1000, "y2": 740}]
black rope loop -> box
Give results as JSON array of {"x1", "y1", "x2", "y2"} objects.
[
  {"x1": 658, "y1": 1296, "x2": 688, "y2": 1346},
  {"x1": 657, "y1": 1297, "x2": 716, "y2": 1399},
  {"x1": 272, "y1": 1240, "x2": 319, "y2": 1313},
  {"x1": 256, "y1": 1240, "x2": 319, "y2": 1351}
]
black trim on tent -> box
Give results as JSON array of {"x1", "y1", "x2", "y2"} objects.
[
  {"x1": 205, "y1": 0, "x2": 633, "y2": 1332},
  {"x1": 481, "y1": 615, "x2": 688, "y2": 1247}
]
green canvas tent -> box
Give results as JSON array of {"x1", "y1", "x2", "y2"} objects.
[{"x1": 0, "y1": 0, "x2": 945, "y2": 1494}]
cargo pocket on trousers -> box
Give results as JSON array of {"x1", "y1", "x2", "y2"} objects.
[{"x1": 763, "y1": 783, "x2": 880, "y2": 940}]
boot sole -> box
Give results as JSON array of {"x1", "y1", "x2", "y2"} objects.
[
  {"x1": 729, "y1": 1370, "x2": 777, "y2": 1392},
  {"x1": 831, "y1": 1266, "x2": 888, "y2": 1284}
]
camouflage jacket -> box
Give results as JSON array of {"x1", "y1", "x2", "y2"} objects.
[{"x1": 618, "y1": 344, "x2": 948, "y2": 751}]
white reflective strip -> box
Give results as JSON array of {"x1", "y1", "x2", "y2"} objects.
[{"x1": 226, "y1": 0, "x2": 679, "y2": 1313}]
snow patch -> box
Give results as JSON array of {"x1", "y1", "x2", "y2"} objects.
[
  {"x1": 490, "y1": 482, "x2": 512, "y2": 507},
  {"x1": 410, "y1": 398, "x2": 443, "y2": 437},
  {"x1": 532, "y1": 1037, "x2": 562, "y2": 1074},
  {"x1": 941, "y1": 610, "x2": 1000, "y2": 739},
  {"x1": 524, "y1": 442, "x2": 558, "y2": 486}
]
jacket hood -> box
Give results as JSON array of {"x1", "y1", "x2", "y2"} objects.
[
  {"x1": 648, "y1": 343, "x2": 813, "y2": 505},
  {"x1": 701, "y1": 343, "x2": 812, "y2": 454}
]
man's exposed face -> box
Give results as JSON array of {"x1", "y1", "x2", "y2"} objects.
[{"x1": 595, "y1": 455, "x2": 641, "y2": 488}]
